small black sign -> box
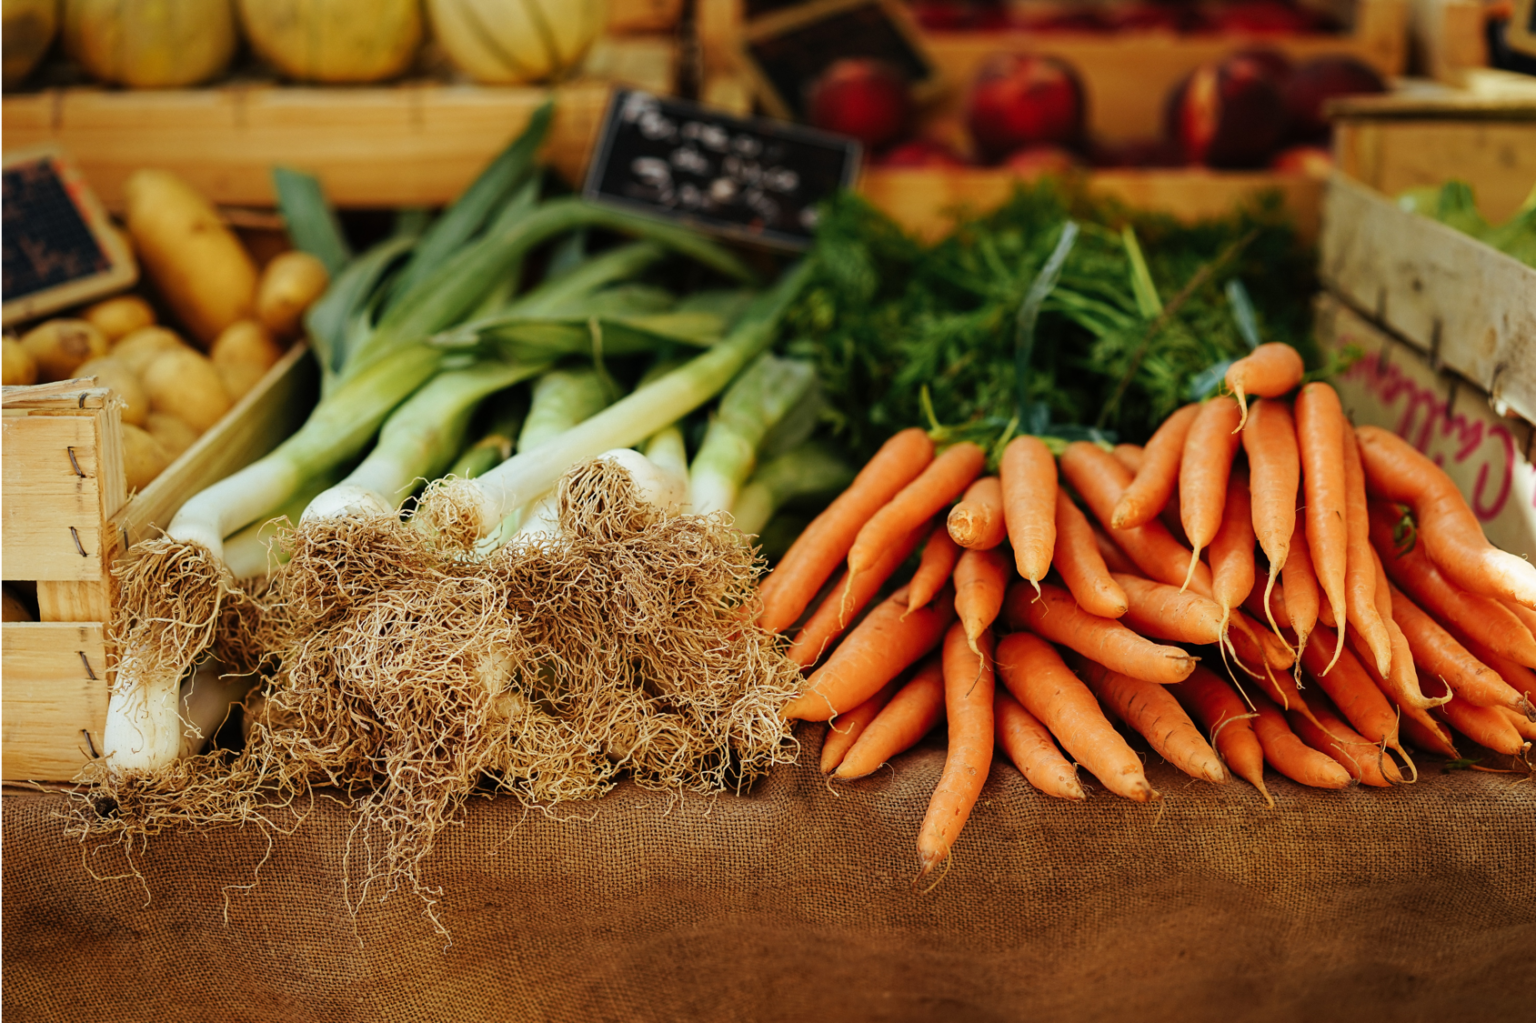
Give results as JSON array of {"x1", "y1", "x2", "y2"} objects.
[
  {"x1": 583, "y1": 89, "x2": 862, "y2": 251},
  {"x1": 2, "y1": 147, "x2": 136, "y2": 327}
]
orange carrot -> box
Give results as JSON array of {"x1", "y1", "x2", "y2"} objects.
[
  {"x1": 1242, "y1": 582, "x2": 1292, "y2": 631},
  {"x1": 1055, "y1": 491, "x2": 1128, "y2": 618},
  {"x1": 1502, "y1": 599, "x2": 1536, "y2": 644},
  {"x1": 1500, "y1": 706, "x2": 1536, "y2": 742},
  {"x1": 1248, "y1": 693, "x2": 1353, "y2": 789},
  {"x1": 1241, "y1": 398, "x2": 1299, "y2": 635},
  {"x1": 1281, "y1": 517, "x2": 1320, "y2": 659},
  {"x1": 1445, "y1": 632, "x2": 1536, "y2": 720},
  {"x1": 1111, "y1": 443, "x2": 1144, "y2": 475},
  {"x1": 1368, "y1": 501, "x2": 1536, "y2": 666},
  {"x1": 1420, "y1": 676, "x2": 1529, "y2": 755},
  {"x1": 1179, "y1": 396, "x2": 1244, "y2": 588},
  {"x1": 1232, "y1": 609, "x2": 1295, "y2": 672},
  {"x1": 1296, "y1": 382, "x2": 1349, "y2": 673},
  {"x1": 1341, "y1": 428, "x2": 1392, "y2": 677},
  {"x1": 1092, "y1": 523, "x2": 1139, "y2": 575},
  {"x1": 1290, "y1": 691, "x2": 1402, "y2": 787},
  {"x1": 906, "y1": 524, "x2": 962, "y2": 614},
  {"x1": 993, "y1": 687, "x2": 1085, "y2": 801},
  {"x1": 1114, "y1": 572, "x2": 1225, "y2": 646},
  {"x1": 954, "y1": 546, "x2": 1011, "y2": 654},
  {"x1": 1389, "y1": 582, "x2": 1531, "y2": 716},
  {"x1": 1004, "y1": 581, "x2": 1197, "y2": 684},
  {"x1": 847, "y1": 442, "x2": 985, "y2": 584},
  {"x1": 788, "y1": 521, "x2": 930, "y2": 668},
  {"x1": 1357, "y1": 425, "x2": 1536, "y2": 609},
  {"x1": 1173, "y1": 665, "x2": 1270, "y2": 802},
  {"x1": 1060, "y1": 441, "x2": 1214, "y2": 595},
  {"x1": 1209, "y1": 464, "x2": 1257, "y2": 639},
  {"x1": 1225, "y1": 343, "x2": 1305, "y2": 430},
  {"x1": 760, "y1": 427, "x2": 934, "y2": 633},
  {"x1": 1076, "y1": 657, "x2": 1226, "y2": 783},
  {"x1": 783, "y1": 584, "x2": 955, "y2": 722},
  {"x1": 947, "y1": 476, "x2": 1007, "y2": 550},
  {"x1": 819, "y1": 677, "x2": 901, "y2": 774},
  {"x1": 1399, "y1": 710, "x2": 1459, "y2": 758},
  {"x1": 1300, "y1": 625, "x2": 1403, "y2": 752},
  {"x1": 835, "y1": 655, "x2": 946, "y2": 780},
  {"x1": 999, "y1": 435, "x2": 1058, "y2": 593},
  {"x1": 916, "y1": 624, "x2": 995, "y2": 880},
  {"x1": 995, "y1": 632, "x2": 1158, "y2": 802},
  {"x1": 1112, "y1": 402, "x2": 1200, "y2": 529}
]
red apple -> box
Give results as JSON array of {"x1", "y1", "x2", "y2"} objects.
[
  {"x1": 1270, "y1": 144, "x2": 1334, "y2": 176},
  {"x1": 967, "y1": 54, "x2": 1087, "y2": 162},
  {"x1": 1231, "y1": 46, "x2": 1294, "y2": 86},
  {"x1": 1173, "y1": 53, "x2": 1288, "y2": 167},
  {"x1": 1004, "y1": 144, "x2": 1082, "y2": 177},
  {"x1": 908, "y1": 1, "x2": 971, "y2": 31},
  {"x1": 878, "y1": 139, "x2": 970, "y2": 167},
  {"x1": 1211, "y1": 0, "x2": 1317, "y2": 33},
  {"x1": 807, "y1": 59, "x2": 913, "y2": 152},
  {"x1": 1102, "y1": 4, "x2": 1184, "y2": 31},
  {"x1": 1091, "y1": 138, "x2": 1186, "y2": 168},
  {"x1": 1283, "y1": 56, "x2": 1386, "y2": 141}
]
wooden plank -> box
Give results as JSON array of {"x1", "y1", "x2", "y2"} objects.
[
  {"x1": 36, "y1": 580, "x2": 112, "y2": 623},
  {"x1": 113, "y1": 341, "x2": 319, "y2": 551},
  {"x1": 1316, "y1": 293, "x2": 1536, "y2": 559},
  {"x1": 1, "y1": 622, "x2": 110, "y2": 782},
  {"x1": 858, "y1": 167, "x2": 1322, "y2": 241},
  {"x1": 1, "y1": 410, "x2": 112, "y2": 582},
  {"x1": 1333, "y1": 119, "x2": 1536, "y2": 223},
  {"x1": 607, "y1": 0, "x2": 684, "y2": 34},
  {"x1": 1319, "y1": 172, "x2": 1536, "y2": 425},
  {"x1": 0, "y1": 38, "x2": 673, "y2": 209}
]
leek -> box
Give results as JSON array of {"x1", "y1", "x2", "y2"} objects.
[
  {"x1": 221, "y1": 467, "x2": 345, "y2": 580},
  {"x1": 445, "y1": 389, "x2": 530, "y2": 480},
  {"x1": 510, "y1": 367, "x2": 620, "y2": 536},
  {"x1": 731, "y1": 443, "x2": 856, "y2": 537},
  {"x1": 417, "y1": 261, "x2": 811, "y2": 541},
  {"x1": 688, "y1": 354, "x2": 817, "y2": 516}
]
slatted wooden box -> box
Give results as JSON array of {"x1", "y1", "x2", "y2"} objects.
[{"x1": 1, "y1": 345, "x2": 317, "y2": 782}]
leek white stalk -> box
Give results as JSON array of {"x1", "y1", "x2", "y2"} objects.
[
  {"x1": 730, "y1": 443, "x2": 856, "y2": 537},
  {"x1": 179, "y1": 659, "x2": 257, "y2": 758},
  {"x1": 687, "y1": 354, "x2": 816, "y2": 516},
  {"x1": 222, "y1": 467, "x2": 345, "y2": 579},
  {"x1": 418, "y1": 262, "x2": 811, "y2": 541},
  {"x1": 303, "y1": 359, "x2": 546, "y2": 521},
  {"x1": 512, "y1": 367, "x2": 619, "y2": 537},
  {"x1": 444, "y1": 389, "x2": 529, "y2": 480}
]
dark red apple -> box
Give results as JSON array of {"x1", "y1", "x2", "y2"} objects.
[
  {"x1": 1090, "y1": 138, "x2": 1185, "y2": 168},
  {"x1": 1004, "y1": 144, "x2": 1082, "y2": 177},
  {"x1": 1270, "y1": 144, "x2": 1333, "y2": 176},
  {"x1": 1102, "y1": 3, "x2": 1184, "y2": 31},
  {"x1": 908, "y1": 0, "x2": 972, "y2": 31},
  {"x1": 1210, "y1": 0, "x2": 1317, "y2": 33},
  {"x1": 807, "y1": 59, "x2": 913, "y2": 151},
  {"x1": 878, "y1": 139, "x2": 970, "y2": 167},
  {"x1": 967, "y1": 54, "x2": 1087, "y2": 162},
  {"x1": 1173, "y1": 53, "x2": 1288, "y2": 167},
  {"x1": 1283, "y1": 55, "x2": 1386, "y2": 141},
  {"x1": 1232, "y1": 46, "x2": 1294, "y2": 86},
  {"x1": 1013, "y1": 9, "x2": 1105, "y2": 32}
]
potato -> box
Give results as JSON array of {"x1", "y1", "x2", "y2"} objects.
[
  {"x1": 3, "y1": 337, "x2": 38, "y2": 385},
  {"x1": 19, "y1": 319, "x2": 109, "y2": 382},
  {"x1": 124, "y1": 169, "x2": 258, "y2": 347},
  {"x1": 142, "y1": 348, "x2": 231, "y2": 431},
  {"x1": 121, "y1": 423, "x2": 172, "y2": 492},
  {"x1": 114, "y1": 326, "x2": 188, "y2": 374},
  {"x1": 256, "y1": 250, "x2": 329, "y2": 337},
  {"x1": 83, "y1": 294, "x2": 156, "y2": 340},
  {"x1": 211, "y1": 319, "x2": 282, "y2": 370},
  {"x1": 75, "y1": 355, "x2": 148, "y2": 425},
  {"x1": 144, "y1": 412, "x2": 200, "y2": 459}
]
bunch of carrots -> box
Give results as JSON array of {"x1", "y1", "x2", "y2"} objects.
[{"x1": 758, "y1": 342, "x2": 1536, "y2": 883}]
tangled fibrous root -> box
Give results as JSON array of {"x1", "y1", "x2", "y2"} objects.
[
  {"x1": 412, "y1": 476, "x2": 491, "y2": 552},
  {"x1": 70, "y1": 460, "x2": 802, "y2": 931}
]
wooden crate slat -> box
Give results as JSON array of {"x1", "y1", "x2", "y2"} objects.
[
  {"x1": 1, "y1": 623, "x2": 110, "y2": 782},
  {"x1": 2, "y1": 411, "x2": 113, "y2": 582},
  {"x1": 1320, "y1": 172, "x2": 1536, "y2": 425},
  {"x1": 1334, "y1": 118, "x2": 1536, "y2": 224}
]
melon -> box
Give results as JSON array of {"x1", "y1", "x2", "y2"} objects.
[
  {"x1": 238, "y1": 0, "x2": 422, "y2": 84},
  {"x1": 63, "y1": 0, "x2": 236, "y2": 88},
  {"x1": 426, "y1": 0, "x2": 604, "y2": 85}
]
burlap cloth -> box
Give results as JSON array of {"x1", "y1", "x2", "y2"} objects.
[{"x1": 5, "y1": 728, "x2": 1533, "y2": 1023}]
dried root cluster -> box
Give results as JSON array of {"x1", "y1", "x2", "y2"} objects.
[{"x1": 71, "y1": 459, "x2": 799, "y2": 911}]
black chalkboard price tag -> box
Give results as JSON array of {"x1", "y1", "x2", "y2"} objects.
[
  {"x1": 2, "y1": 146, "x2": 137, "y2": 328},
  {"x1": 583, "y1": 88, "x2": 862, "y2": 251}
]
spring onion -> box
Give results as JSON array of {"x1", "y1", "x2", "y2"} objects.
[
  {"x1": 730, "y1": 442, "x2": 856, "y2": 537},
  {"x1": 687, "y1": 353, "x2": 817, "y2": 517}
]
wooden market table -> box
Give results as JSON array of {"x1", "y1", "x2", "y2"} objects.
[{"x1": 4, "y1": 730, "x2": 1532, "y2": 1022}]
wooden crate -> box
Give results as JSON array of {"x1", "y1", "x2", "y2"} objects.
[
  {"x1": 1407, "y1": 0, "x2": 1486, "y2": 84},
  {"x1": 609, "y1": 0, "x2": 685, "y2": 34},
  {"x1": 0, "y1": 36, "x2": 675, "y2": 210},
  {"x1": 1, "y1": 344, "x2": 318, "y2": 782},
  {"x1": 700, "y1": 0, "x2": 1407, "y2": 143}
]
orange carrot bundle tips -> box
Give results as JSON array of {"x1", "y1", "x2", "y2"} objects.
[{"x1": 751, "y1": 363, "x2": 1530, "y2": 886}]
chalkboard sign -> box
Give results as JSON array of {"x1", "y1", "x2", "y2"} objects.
[
  {"x1": 2, "y1": 146, "x2": 136, "y2": 327},
  {"x1": 583, "y1": 89, "x2": 862, "y2": 251},
  {"x1": 741, "y1": 0, "x2": 941, "y2": 120}
]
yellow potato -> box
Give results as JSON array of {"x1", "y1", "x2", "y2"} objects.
[
  {"x1": 144, "y1": 412, "x2": 201, "y2": 460},
  {"x1": 211, "y1": 319, "x2": 282, "y2": 371},
  {"x1": 256, "y1": 251, "x2": 329, "y2": 337},
  {"x1": 114, "y1": 326, "x2": 188, "y2": 374},
  {"x1": 75, "y1": 355, "x2": 148, "y2": 425},
  {"x1": 141, "y1": 348, "x2": 231, "y2": 432},
  {"x1": 121, "y1": 423, "x2": 171, "y2": 492},
  {"x1": 3, "y1": 338, "x2": 38, "y2": 385},
  {"x1": 19, "y1": 319, "x2": 109, "y2": 382},
  {"x1": 83, "y1": 294, "x2": 156, "y2": 340},
  {"x1": 124, "y1": 169, "x2": 258, "y2": 347}
]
